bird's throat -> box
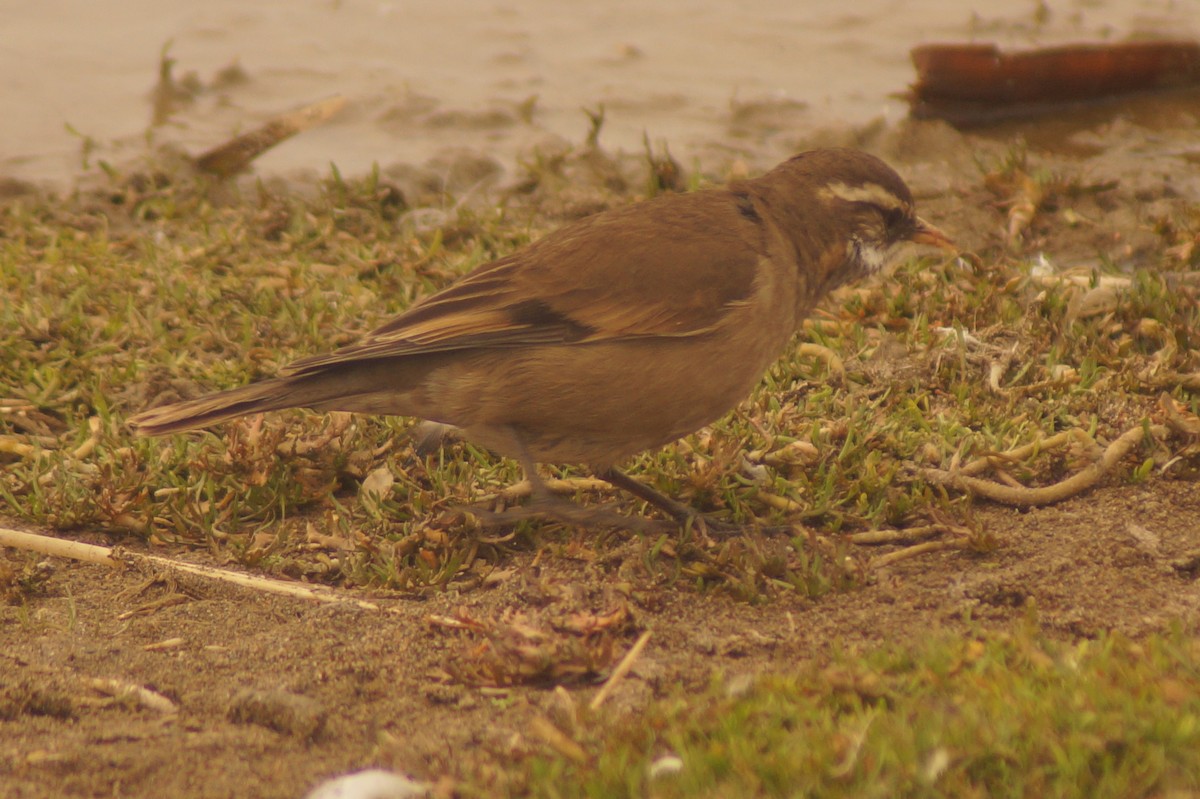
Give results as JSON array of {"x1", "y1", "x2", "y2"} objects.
[{"x1": 849, "y1": 237, "x2": 888, "y2": 277}]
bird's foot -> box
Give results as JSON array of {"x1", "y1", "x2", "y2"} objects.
[
  {"x1": 597, "y1": 467, "x2": 798, "y2": 538},
  {"x1": 671, "y1": 511, "x2": 799, "y2": 540},
  {"x1": 459, "y1": 496, "x2": 670, "y2": 535}
]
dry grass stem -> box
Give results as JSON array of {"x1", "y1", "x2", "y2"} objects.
[
  {"x1": 869, "y1": 540, "x2": 965, "y2": 569},
  {"x1": 529, "y1": 716, "x2": 589, "y2": 764},
  {"x1": 71, "y1": 417, "x2": 102, "y2": 460},
  {"x1": 1160, "y1": 392, "x2": 1200, "y2": 438},
  {"x1": 116, "y1": 594, "x2": 191, "y2": 620},
  {"x1": 142, "y1": 638, "x2": 186, "y2": 651},
  {"x1": 0, "y1": 527, "x2": 381, "y2": 610},
  {"x1": 922, "y1": 424, "x2": 1167, "y2": 507},
  {"x1": 849, "y1": 525, "x2": 962, "y2": 545},
  {"x1": 86, "y1": 678, "x2": 179, "y2": 714},
  {"x1": 794, "y1": 342, "x2": 846, "y2": 381},
  {"x1": 589, "y1": 630, "x2": 652, "y2": 711},
  {"x1": 757, "y1": 491, "x2": 806, "y2": 513},
  {"x1": 495, "y1": 477, "x2": 614, "y2": 503},
  {"x1": 952, "y1": 429, "x2": 1095, "y2": 478},
  {"x1": 0, "y1": 438, "x2": 39, "y2": 458}
]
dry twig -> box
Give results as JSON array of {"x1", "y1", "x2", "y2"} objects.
[
  {"x1": 194, "y1": 95, "x2": 346, "y2": 177},
  {"x1": 0, "y1": 527, "x2": 381, "y2": 610}
]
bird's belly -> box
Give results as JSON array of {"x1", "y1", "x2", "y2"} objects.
[{"x1": 423, "y1": 330, "x2": 792, "y2": 467}]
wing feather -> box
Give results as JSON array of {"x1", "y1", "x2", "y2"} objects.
[{"x1": 283, "y1": 188, "x2": 767, "y2": 376}]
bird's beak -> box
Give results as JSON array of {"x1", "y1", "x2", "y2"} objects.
[{"x1": 908, "y1": 217, "x2": 955, "y2": 251}]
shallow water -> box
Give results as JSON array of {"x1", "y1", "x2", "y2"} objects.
[{"x1": 3, "y1": 0, "x2": 1194, "y2": 184}]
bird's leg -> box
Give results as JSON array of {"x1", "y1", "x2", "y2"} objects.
[
  {"x1": 410, "y1": 421, "x2": 461, "y2": 456},
  {"x1": 596, "y1": 467, "x2": 703, "y2": 528},
  {"x1": 598, "y1": 467, "x2": 800, "y2": 538},
  {"x1": 512, "y1": 452, "x2": 668, "y2": 533},
  {"x1": 464, "y1": 428, "x2": 666, "y2": 533}
]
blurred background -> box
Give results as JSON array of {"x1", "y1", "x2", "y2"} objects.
[{"x1": 3, "y1": 0, "x2": 1195, "y2": 184}]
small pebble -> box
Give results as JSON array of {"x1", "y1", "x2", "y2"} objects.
[{"x1": 228, "y1": 688, "x2": 327, "y2": 740}]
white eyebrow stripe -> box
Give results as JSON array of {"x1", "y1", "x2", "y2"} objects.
[{"x1": 819, "y1": 181, "x2": 906, "y2": 211}]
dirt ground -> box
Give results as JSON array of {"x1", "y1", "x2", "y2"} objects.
[
  {"x1": 4, "y1": 478, "x2": 1199, "y2": 798},
  {"x1": 4, "y1": 89, "x2": 1200, "y2": 798}
]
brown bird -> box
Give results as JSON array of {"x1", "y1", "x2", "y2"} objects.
[{"x1": 128, "y1": 148, "x2": 953, "y2": 530}]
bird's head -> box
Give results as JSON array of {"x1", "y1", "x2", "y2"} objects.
[
  {"x1": 762, "y1": 149, "x2": 955, "y2": 291},
  {"x1": 819, "y1": 176, "x2": 953, "y2": 282}
]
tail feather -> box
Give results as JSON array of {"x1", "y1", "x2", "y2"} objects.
[
  {"x1": 127, "y1": 378, "x2": 304, "y2": 436},
  {"x1": 129, "y1": 355, "x2": 439, "y2": 436}
]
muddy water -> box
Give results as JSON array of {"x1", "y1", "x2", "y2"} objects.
[{"x1": 2, "y1": 0, "x2": 1194, "y2": 184}]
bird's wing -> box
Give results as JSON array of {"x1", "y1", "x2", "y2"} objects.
[{"x1": 282, "y1": 190, "x2": 766, "y2": 376}]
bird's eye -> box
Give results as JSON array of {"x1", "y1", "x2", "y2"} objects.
[{"x1": 882, "y1": 207, "x2": 905, "y2": 229}]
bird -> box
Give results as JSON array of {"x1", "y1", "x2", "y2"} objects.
[{"x1": 128, "y1": 148, "x2": 954, "y2": 531}]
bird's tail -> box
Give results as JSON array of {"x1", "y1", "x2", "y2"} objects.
[{"x1": 128, "y1": 377, "x2": 314, "y2": 437}]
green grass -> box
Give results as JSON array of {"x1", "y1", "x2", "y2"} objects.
[
  {"x1": 1, "y1": 141, "x2": 1197, "y2": 598},
  {"x1": 3, "y1": 133, "x2": 1200, "y2": 799},
  {"x1": 504, "y1": 623, "x2": 1200, "y2": 798}
]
